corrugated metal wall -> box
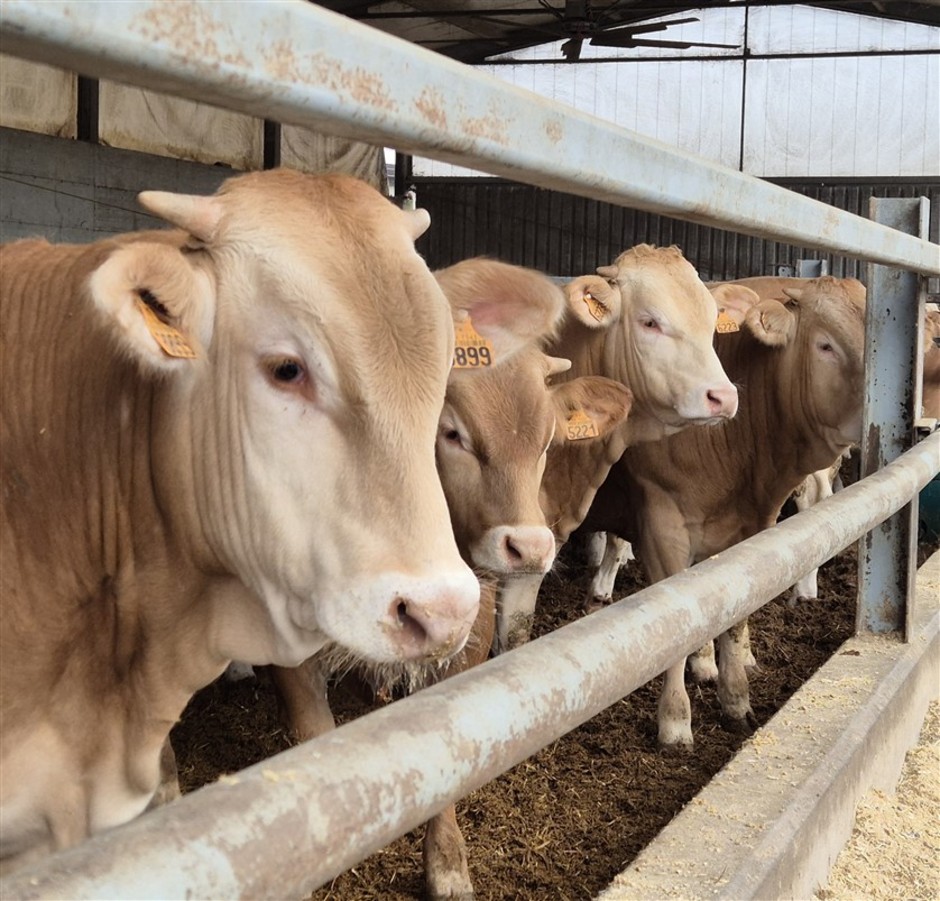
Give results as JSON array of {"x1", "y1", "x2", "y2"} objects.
[{"x1": 414, "y1": 177, "x2": 940, "y2": 287}]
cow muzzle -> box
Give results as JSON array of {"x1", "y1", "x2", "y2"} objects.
[
  {"x1": 472, "y1": 525, "x2": 557, "y2": 575},
  {"x1": 378, "y1": 569, "x2": 481, "y2": 662}
]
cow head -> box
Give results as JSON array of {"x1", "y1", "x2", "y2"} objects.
[
  {"x1": 562, "y1": 245, "x2": 740, "y2": 436},
  {"x1": 718, "y1": 276, "x2": 867, "y2": 452},
  {"x1": 88, "y1": 170, "x2": 479, "y2": 666},
  {"x1": 433, "y1": 259, "x2": 633, "y2": 576}
]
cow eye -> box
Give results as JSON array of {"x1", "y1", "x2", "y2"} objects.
[
  {"x1": 269, "y1": 358, "x2": 305, "y2": 384},
  {"x1": 817, "y1": 341, "x2": 834, "y2": 354},
  {"x1": 439, "y1": 425, "x2": 469, "y2": 453},
  {"x1": 640, "y1": 316, "x2": 661, "y2": 332}
]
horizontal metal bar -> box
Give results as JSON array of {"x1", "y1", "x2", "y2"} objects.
[
  {"x1": 1, "y1": 0, "x2": 938, "y2": 275},
  {"x1": 3, "y1": 431, "x2": 937, "y2": 901}
]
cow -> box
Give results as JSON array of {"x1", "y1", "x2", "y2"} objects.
[
  {"x1": 922, "y1": 303, "x2": 940, "y2": 422},
  {"x1": 0, "y1": 169, "x2": 484, "y2": 872},
  {"x1": 267, "y1": 258, "x2": 633, "y2": 900},
  {"x1": 577, "y1": 275, "x2": 867, "y2": 748},
  {"x1": 495, "y1": 244, "x2": 749, "y2": 653}
]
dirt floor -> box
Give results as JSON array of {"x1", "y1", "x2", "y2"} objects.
[{"x1": 170, "y1": 525, "x2": 940, "y2": 901}]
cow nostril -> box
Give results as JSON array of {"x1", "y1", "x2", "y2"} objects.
[
  {"x1": 706, "y1": 390, "x2": 723, "y2": 413},
  {"x1": 396, "y1": 600, "x2": 428, "y2": 646},
  {"x1": 503, "y1": 536, "x2": 524, "y2": 562}
]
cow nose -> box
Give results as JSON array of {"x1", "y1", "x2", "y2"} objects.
[
  {"x1": 385, "y1": 572, "x2": 480, "y2": 661},
  {"x1": 498, "y1": 526, "x2": 556, "y2": 573},
  {"x1": 706, "y1": 383, "x2": 738, "y2": 418}
]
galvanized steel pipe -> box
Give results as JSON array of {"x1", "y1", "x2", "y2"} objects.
[
  {"x1": 0, "y1": 0, "x2": 938, "y2": 275},
  {"x1": 2, "y1": 431, "x2": 937, "y2": 901}
]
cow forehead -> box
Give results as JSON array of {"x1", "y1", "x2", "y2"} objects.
[
  {"x1": 798, "y1": 278, "x2": 866, "y2": 348},
  {"x1": 209, "y1": 171, "x2": 453, "y2": 406},
  {"x1": 614, "y1": 245, "x2": 714, "y2": 318},
  {"x1": 446, "y1": 353, "x2": 555, "y2": 452}
]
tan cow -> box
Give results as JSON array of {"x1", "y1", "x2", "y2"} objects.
[
  {"x1": 922, "y1": 303, "x2": 940, "y2": 422},
  {"x1": 268, "y1": 258, "x2": 632, "y2": 899},
  {"x1": 495, "y1": 244, "x2": 749, "y2": 652},
  {"x1": 579, "y1": 275, "x2": 866, "y2": 748},
  {"x1": 0, "y1": 170, "x2": 483, "y2": 872}
]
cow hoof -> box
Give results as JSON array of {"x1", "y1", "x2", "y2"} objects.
[
  {"x1": 658, "y1": 738, "x2": 694, "y2": 756},
  {"x1": 720, "y1": 710, "x2": 758, "y2": 735},
  {"x1": 583, "y1": 596, "x2": 611, "y2": 614},
  {"x1": 429, "y1": 891, "x2": 474, "y2": 901}
]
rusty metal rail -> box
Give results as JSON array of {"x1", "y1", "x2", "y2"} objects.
[
  {"x1": 1, "y1": 1, "x2": 939, "y2": 898},
  {"x1": 0, "y1": 0, "x2": 938, "y2": 276},
  {"x1": 1, "y1": 432, "x2": 937, "y2": 900}
]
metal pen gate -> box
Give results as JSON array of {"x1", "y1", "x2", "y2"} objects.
[{"x1": 0, "y1": 2, "x2": 937, "y2": 898}]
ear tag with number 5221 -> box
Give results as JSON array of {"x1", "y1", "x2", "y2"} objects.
[
  {"x1": 565, "y1": 408, "x2": 599, "y2": 441},
  {"x1": 453, "y1": 316, "x2": 494, "y2": 369}
]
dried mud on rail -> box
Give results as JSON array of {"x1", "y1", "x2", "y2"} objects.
[{"x1": 172, "y1": 535, "x2": 938, "y2": 901}]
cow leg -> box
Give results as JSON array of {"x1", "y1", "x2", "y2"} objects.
[
  {"x1": 657, "y1": 660, "x2": 693, "y2": 749},
  {"x1": 148, "y1": 737, "x2": 181, "y2": 809},
  {"x1": 584, "y1": 534, "x2": 633, "y2": 613},
  {"x1": 585, "y1": 531, "x2": 607, "y2": 568},
  {"x1": 637, "y1": 513, "x2": 697, "y2": 750},
  {"x1": 688, "y1": 640, "x2": 718, "y2": 682},
  {"x1": 423, "y1": 581, "x2": 495, "y2": 899},
  {"x1": 717, "y1": 619, "x2": 757, "y2": 733},
  {"x1": 788, "y1": 467, "x2": 834, "y2": 605},
  {"x1": 424, "y1": 804, "x2": 473, "y2": 900},
  {"x1": 495, "y1": 573, "x2": 543, "y2": 652},
  {"x1": 270, "y1": 658, "x2": 336, "y2": 742}
]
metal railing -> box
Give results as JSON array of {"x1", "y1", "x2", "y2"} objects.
[{"x1": 1, "y1": 1, "x2": 938, "y2": 898}]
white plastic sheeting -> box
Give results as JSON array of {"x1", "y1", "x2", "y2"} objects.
[
  {"x1": 416, "y1": 5, "x2": 939, "y2": 178},
  {"x1": 0, "y1": 54, "x2": 75, "y2": 138},
  {"x1": 0, "y1": 56, "x2": 386, "y2": 189}
]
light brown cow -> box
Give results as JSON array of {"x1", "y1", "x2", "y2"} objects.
[
  {"x1": 495, "y1": 244, "x2": 748, "y2": 652},
  {"x1": 579, "y1": 275, "x2": 867, "y2": 748},
  {"x1": 0, "y1": 170, "x2": 482, "y2": 872},
  {"x1": 922, "y1": 303, "x2": 940, "y2": 422},
  {"x1": 268, "y1": 258, "x2": 633, "y2": 899}
]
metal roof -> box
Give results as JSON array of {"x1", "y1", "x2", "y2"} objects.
[{"x1": 314, "y1": 1, "x2": 940, "y2": 63}]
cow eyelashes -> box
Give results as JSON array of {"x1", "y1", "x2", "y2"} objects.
[
  {"x1": 266, "y1": 356, "x2": 306, "y2": 386},
  {"x1": 439, "y1": 424, "x2": 472, "y2": 454}
]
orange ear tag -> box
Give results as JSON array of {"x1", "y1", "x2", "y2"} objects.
[
  {"x1": 136, "y1": 298, "x2": 197, "y2": 359},
  {"x1": 716, "y1": 310, "x2": 740, "y2": 334},
  {"x1": 582, "y1": 292, "x2": 606, "y2": 322},
  {"x1": 453, "y1": 317, "x2": 494, "y2": 369},
  {"x1": 565, "y1": 408, "x2": 599, "y2": 441}
]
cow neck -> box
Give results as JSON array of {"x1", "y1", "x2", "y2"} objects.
[
  {"x1": 2, "y1": 243, "x2": 229, "y2": 731},
  {"x1": 550, "y1": 318, "x2": 658, "y2": 443},
  {"x1": 719, "y1": 328, "x2": 834, "y2": 514}
]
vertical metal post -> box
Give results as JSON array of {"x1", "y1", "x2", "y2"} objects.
[{"x1": 859, "y1": 196, "x2": 931, "y2": 636}]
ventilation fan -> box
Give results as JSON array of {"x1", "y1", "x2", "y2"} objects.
[{"x1": 555, "y1": 1, "x2": 740, "y2": 61}]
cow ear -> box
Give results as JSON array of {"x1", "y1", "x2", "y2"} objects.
[
  {"x1": 744, "y1": 298, "x2": 797, "y2": 347},
  {"x1": 550, "y1": 376, "x2": 633, "y2": 445},
  {"x1": 88, "y1": 242, "x2": 215, "y2": 375},
  {"x1": 436, "y1": 259, "x2": 566, "y2": 362},
  {"x1": 709, "y1": 284, "x2": 761, "y2": 329},
  {"x1": 564, "y1": 275, "x2": 622, "y2": 329}
]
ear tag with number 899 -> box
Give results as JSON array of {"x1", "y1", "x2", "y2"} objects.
[
  {"x1": 565, "y1": 408, "x2": 599, "y2": 441},
  {"x1": 453, "y1": 316, "x2": 494, "y2": 369}
]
